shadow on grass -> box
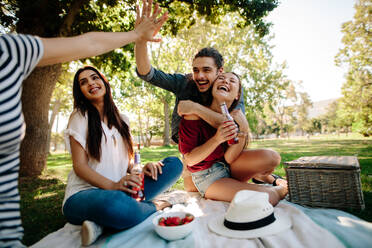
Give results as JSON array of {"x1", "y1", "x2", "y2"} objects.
[{"x1": 19, "y1": 175, "x2": 66, "y2": 246}]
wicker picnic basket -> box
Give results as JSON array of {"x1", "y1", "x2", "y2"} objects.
[{"x1": 284, "y1": 156, "x2": 365, "y2": 210}]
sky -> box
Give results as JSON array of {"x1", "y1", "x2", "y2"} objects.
[{"x1": 266, "y1": 0, "x2": 356, "y2": 102}]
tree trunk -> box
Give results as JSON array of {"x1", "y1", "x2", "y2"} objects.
[
  {"x1": 163, "y1": 100, "x2": 170, "y2": 146},
  {"x1": 53, "y1": 113, "x2": 59, "y2": 152},
  {"x1": 20, "y1": 65, "x2": 62, "y2": 177},
  {"x1": 47, "y1": 99, "x2": 61, "y2": 153},
  {"x1": 138, "y1": 111, "x2": 145, "y2": 147}
]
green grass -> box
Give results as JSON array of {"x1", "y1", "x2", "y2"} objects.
[{"x1": 20, "y1": 134, "x2": 372, "y2": 246}]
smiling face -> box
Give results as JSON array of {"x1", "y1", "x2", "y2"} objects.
[
  {"x1": 78, "y1": 69, "x2": 107, "y2": 103},
  {"x1": 192, "y1": 57, "x2": 223, "y2": 93},
  {"x1": 212, "y1": 72, "x2": 241, "y2": 105}
]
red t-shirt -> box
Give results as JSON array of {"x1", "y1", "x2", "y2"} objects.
[{"x1": 178, "y1": 118, "x2": 227, "y2": 172}]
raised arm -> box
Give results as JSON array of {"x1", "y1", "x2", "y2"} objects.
[
  {"x1": 38, "y1": 0, "x2": 167, "y2": 67},
  {"x1": 135, "y1": 0, "x2": 168, "y2": 75},
  {"x1": 135, "y1": 40, "x2": 152, "y2": 75}
]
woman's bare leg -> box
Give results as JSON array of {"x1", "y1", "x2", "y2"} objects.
[
  {"x1": 204, "y1": 178, "x2": 287, "y2": 206},
  {"x1": 230, "y1": 148, "x2": 281, "y2": 182}
]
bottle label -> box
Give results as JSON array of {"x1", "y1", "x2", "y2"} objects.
[
  {"x1": 134, "y1": 152, "x2": 141, "y2": 165},
  {"x1": 220, "y1": 103, "x2": 229, "y2": 115},
  {"x1": 220, "y1": 103, "x2": 238, "y2": 145},
  {"x1": 220, "y1": 103, "x2": 233, "y2": 121}
]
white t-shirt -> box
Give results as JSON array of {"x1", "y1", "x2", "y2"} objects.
[{"x1": 62, "y1": 110, "x2": 130, "y2": 207}]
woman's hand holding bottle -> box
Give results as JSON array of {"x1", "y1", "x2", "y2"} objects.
[
  {"x1": 112, "y1": 174, "x2": 143, "y2": 194},
  {"x1": 214, "y1": 120, "x2": 238, "y2": 144}
]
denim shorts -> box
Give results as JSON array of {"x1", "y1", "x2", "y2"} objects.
[{"x1": 191, "y1": 162, "x2": 231, "y2": 197}]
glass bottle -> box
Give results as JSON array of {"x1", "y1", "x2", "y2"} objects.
[
  {"x1": 220, "y1": 102, "x2": 239, "y2": 145},
  {"x1": 130, "y1": 146, "x2": 145, "y2": 201}
]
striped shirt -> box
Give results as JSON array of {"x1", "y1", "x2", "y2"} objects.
[{"x1": 0, "y1": 34, "x2": 43, "y2": 245}]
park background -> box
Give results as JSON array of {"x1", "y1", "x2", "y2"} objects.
[{"x1": 1, "y1": 0, "x2": 371, "y2": 246}]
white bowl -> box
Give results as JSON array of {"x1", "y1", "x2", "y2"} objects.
[{"x1": 152, "y1": 211, "x2": 195, "y2": 241}]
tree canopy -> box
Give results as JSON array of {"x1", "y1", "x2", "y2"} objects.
[
  {"x1": 1, "y1": 0, "x2": 280, "y2": 176},
  {"x1": 335, "y1": 0, "x2": 371, "y2": 137}
]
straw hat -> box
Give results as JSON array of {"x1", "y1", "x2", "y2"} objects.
[{"x1": 208, "y1": 190, "x2": 291, "y2": 239}]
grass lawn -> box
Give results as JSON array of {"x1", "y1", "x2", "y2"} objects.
[{"x1": 20, "y1": 134, "x2": 372, "y2": 246}]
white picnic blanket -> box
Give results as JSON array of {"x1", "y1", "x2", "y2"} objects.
[{"x1": 31, "y1": 192, "x2": 372, "y2": 248}]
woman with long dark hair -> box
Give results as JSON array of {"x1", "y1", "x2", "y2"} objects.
[
  {"x1": 62, "y1": 66, "x2": 182, "y2": 246},
  {"x1": 179, "y1": 72, "x2": 287, "y2": 206}
]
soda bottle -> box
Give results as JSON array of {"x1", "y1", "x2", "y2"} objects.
[
  {"x1": 131, "y1": 147, "x2": 145, "y2": 201},
  {"x1": 220, "y1": 102, "x2": 239, "y2": 145}
]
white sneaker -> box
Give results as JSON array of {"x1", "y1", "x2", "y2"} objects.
[{"x1": 81, "y1": 220, "x2": 103, "y2": 246}]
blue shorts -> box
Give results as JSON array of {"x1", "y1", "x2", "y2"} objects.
[{"x1": 191, "y1": 162, "x2": 231, "y2": 197}]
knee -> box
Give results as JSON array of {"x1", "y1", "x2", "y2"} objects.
[
  {"x1": 267, "y1": 149, "x2": 281, "y2": 167},
  {"x1": 162, "y1": 156, "x2": 183, "y2": 176},
  {"x1": 99, "y1": 193, "x2": 143, "y2": 229}
]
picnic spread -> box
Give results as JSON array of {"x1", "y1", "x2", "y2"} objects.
[
  {"x1": 30, "y1": 156, "x2": 371, "y2": 247},
  {"x1": 31, "y1": 190, "x2": 372, "y2": 248}
]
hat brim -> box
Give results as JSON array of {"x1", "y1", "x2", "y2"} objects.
[{"x1": 208, "y1": 207, "x2": 291, "y2": 239}]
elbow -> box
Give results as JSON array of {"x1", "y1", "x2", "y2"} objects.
[
  {"x1": 183, "y1": 154, "x2": 197, "y2": 166},
  {"x1": 225, "y1": 156, "x2": 234, "y2": 165},
  {"x1": 224, "y1": 153, "x2": 239, "y2": 165},
  {"x1": 72, "y1": 163, "x2": 82, "y2": 177}
]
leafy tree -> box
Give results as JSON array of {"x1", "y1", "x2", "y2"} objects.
[
  {"x1": 121, "y1": 80, "x2": 166, "y2": 147},
  {"x1": 335, "y1": 0, "x2": 371, "y2": 137},
  {"x1": 263, "y1": 80, "x2": 296, "y2": 137},
  {"x1": 295, "y1": 91, "x2": 312, "y2": 136},
  {"x1": 318, "y1": 99, "x2": 351, "y2": 135},
  {"x1": 1, "y1": 0, "x2": 279, "y2": 176},
  {"x1": 304, "y1": 118, "x2": 322, "y2": 135},
  {"x1": 48, "y1": 66, "x2": 74, "y2": 153},
  {"x1": 320, "y1": 100, "x2": 339, "y2": 133}
]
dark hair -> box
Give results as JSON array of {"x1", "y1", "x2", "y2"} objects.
[
  {"x1": 226, "y1": 72, "x2": 242, "y2": 111},
  {"x1": 72, "y1": 66, "x2": 134, "y2": 162},
  {"x1": 194, "y1": 47, "x2": 224, "y2": 69}
]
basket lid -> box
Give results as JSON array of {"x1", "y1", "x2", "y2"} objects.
[{"x1": 284, "y1": 156, "x2": 359, "y2": 169}]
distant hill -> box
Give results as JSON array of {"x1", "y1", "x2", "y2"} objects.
[{"x1": 308, "y1": 98, "x2": 338, "y2": 119}]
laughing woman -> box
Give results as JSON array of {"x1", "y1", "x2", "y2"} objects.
[
  {"x1": 179, "y1": 72, "x2": 287, "y2": 206},
  {"x1": 62, "y1": 66, "x2": 182, "y2": 246}
]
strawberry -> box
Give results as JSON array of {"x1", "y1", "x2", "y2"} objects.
[
  {"x1": 184, "y1": 214, "x2": 194, "y2": 222},
  {"x1": 158, "y1": 217, "x2": 165, "y2": 225},
  {"x1": 159, "y1": 215, "x2": 194, "y2": 226}
]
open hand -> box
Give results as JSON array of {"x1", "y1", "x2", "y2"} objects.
[
  {"x1": 134, "y1": 0, "x2": 168, "y2": 42},
  {"x1": 143, "y1": 161, "x2": 164, "y2": 180}
]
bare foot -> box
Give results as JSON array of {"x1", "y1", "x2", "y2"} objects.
[
  {"x1": 275, "y1": 178, "x2": 288, "y2": 188},
  {"x1": 252, "y1": 171, "x2": 274, "y2": 184},
  {"x1": 267, "y1": 186, "x2": 288, "y2": 206},
  {"x1": 152, "y1": 200, "x2": 171, "y2": 211},
  {"x1": 274, "y1": 185, "x2": 288, "y2": 199}
]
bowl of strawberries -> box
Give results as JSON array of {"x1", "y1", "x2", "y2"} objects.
[{"x1": 153, "y1": 211, "x2": 195, "y2": 241}]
